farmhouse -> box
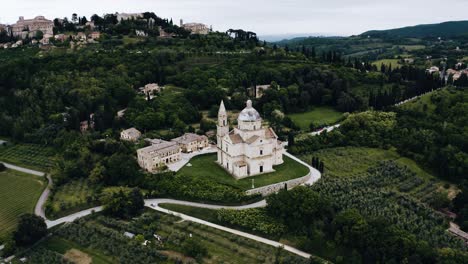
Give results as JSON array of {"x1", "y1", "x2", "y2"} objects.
[
  {"x1": 139, "y1": 83, "x2": 162, "y2": 100},
  {"x1": 171, "y1": 133, "x2": 209, "y2": 153},
  {"x1": 217, "y1": 100, "x2": 284, "y2": 179},
  {"x1": 137, "y1": 140, "x2": 181, "y2": 172},
  {"x1": 120, "y1": 128, "x2": 141, "y2": 142}
]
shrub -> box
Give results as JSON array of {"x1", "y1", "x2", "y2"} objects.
[{"x1": 181, "y1": 238, "x2": 208, "y2": 260}]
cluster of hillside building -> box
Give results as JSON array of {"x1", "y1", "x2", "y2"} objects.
[
  {"x1": 120, "y1": 128, "x2": 209, "y2": 173},
  {"x1": 426, "y1": 63, "x2": 468, "y2": 82},
  {"x1": 122, "y1": 100, "x2": 285, "y2": 179},
  {"x1": 0, "y1": 16, "x2": 101, "y2": 49},
  {"x1": 0, "y1": 14, "x2": 211, "y2": 49}
]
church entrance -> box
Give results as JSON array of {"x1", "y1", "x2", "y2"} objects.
[{"x1": 259, "y1": 166, "x2": 263, "y2": 173}]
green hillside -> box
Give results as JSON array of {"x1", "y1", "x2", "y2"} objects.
[{"x1": 362, "y1": 20, "x2": 468, "y2": 38}]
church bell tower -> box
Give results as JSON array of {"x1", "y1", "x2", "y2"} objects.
[{"x1": 217, "y1": 100, "x2": 229, "y2": 164}]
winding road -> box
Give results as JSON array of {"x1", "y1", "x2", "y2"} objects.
[{"x1": 1, "y1": 152, "x2": 322, "y2": 261}]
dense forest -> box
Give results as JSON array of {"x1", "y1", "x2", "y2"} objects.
[{"x1": 1, "y1": 10, "x2": 467, "y2": 263}]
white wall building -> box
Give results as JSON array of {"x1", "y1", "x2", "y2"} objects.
[
  {"x1": 137, "y1": 140, "x2": 181, "y2": 173},
  {"x1": 11, "y1": 16, "x2": 54, "y2": 39},
  {"x1": 171, "y1": 133, "x2": 209, "y2": 153},
  {"x1": 217, "y1": 100, "x2": 284, "y2": 179}
]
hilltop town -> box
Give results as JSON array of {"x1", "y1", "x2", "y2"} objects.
[{"x1": 0, "y1": 12, "x2": 210, "y2": 49}]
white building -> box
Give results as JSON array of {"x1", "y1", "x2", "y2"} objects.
[
  {"x1": 116, "y1": 13, "x2": 143, "y2": 22},
  {"x1": 11, "y1": 16, "x2": 54, "y2": 39},
  {"x1": 217, "y1": 100, "x2": 284, "y2": 179},
  {"x1": 137, "y1": 140, "x2": 181, "y2": 173},
  {"x1": 171, "y1": 133, "x2": 209, "y2": 153},
  {"x1": 120, "y1": 127, "x2": 141, "y2": 142},
  {"x1": 180, "y1": 19, "x2": 210, "y2": 35}
]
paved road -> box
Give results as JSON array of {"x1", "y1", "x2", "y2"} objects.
[
  {"x1": 146, "y1": 199, "x2": 315, "y2": 259},
  {"x1": 145, "y1": 198, "x2": 267, "y2": 210},
  {"x1": 449, "y1": 222, "x2": 468, "y2": 244},
  {"x1": 45, "y1": 206, "x2": 104, "y2": 228},
  {"x1": 0, "y1": 161, "x2": 51, "y2": 223},
  {"x1": 310, "y1": 124, "x2": 341, "y2": 136},
  {"x1": 1, "y1": 161, "x2": 45, "y2": 177},
  {"x1": 34, "y1": 175, "x2": 53, "y2": 218},
  {"x1": 1, "y1": 153, "x2": 321, "y2": 260},
  {"x1": 284, "y1": 152, "x2": 321, "y2": 186},
  {"x1": 167, "y1": 146, "x2": 217, "y2": 172}
]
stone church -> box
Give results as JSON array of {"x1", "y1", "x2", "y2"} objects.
[{"x1": 217, "y1": 100, "x2": 284, "y2": 179}]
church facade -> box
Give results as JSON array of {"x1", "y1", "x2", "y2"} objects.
[{"x1": 217, "y1": 100, "x2": 284, "y2": 179}]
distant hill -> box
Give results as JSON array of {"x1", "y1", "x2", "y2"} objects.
[{"x1": 361, "y1": 20, "x2": 468, "y2": 38}]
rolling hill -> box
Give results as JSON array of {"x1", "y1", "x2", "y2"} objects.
[{"x1": 361, "y1": 20, "x2": 468, "y2": 38}]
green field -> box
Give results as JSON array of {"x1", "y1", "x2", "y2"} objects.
[
  {"x1": 0, "y1": 143, "x2": 56, "y2": 171},
  {"x1": 46, "y1": 178, "x2": 99, "y2": 220},
  {"x1": 18, "y1": 211, "x2": 311, "y2": 264},
  {"x1": 300, "y1": 146, "x2": 457, "y2": 202},
  {"x1": 288, "y1": 106, "x2": 343, "y2": 131},
  {"x1": 372, "y1": 59, "x2": 400, "y2": 68},
  {"x1": 39, "y1": 236, "x2": 115, "y2": 264},
  {"x1": 160, "y1": 203, "x2": 219, "y2": 223},
  {"x1": 300, "y1": 147, "x2": 400, "y2": 178},
  {"x1": 394, "y1": 45, "x2": 426, "y2": 51},
  {"x1": 177, "y1": 153, "x2": 309, "y2": 190},
  {"x1": 0, "y1": 169, "x2": 45, "y2": 243},
  {"x1": 400, "y1": 89, "x2": 437, "y2": 112}
]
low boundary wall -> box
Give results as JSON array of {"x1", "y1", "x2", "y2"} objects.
[{"x1": 245, "y1": 173, "x2": 311, "y2": 196}]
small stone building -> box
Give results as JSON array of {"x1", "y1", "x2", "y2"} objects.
[
  {"x1": 171, "y1": 133, "x2": 209, "y2": 153},
  {"x1": 137, "y1": 140, "x2": 181, "y2": 173},
  {"x1": 120, "y1": 128, "x2": 142, "y2": 142}
]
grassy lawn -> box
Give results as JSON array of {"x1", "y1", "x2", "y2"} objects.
[
  {"x1": 372, "y1": 58, "x2": 400, "y2": 68},
  {"x1": 300, "y1": 147, "x2": 400, "y2": 178},
  {"x1": 400, "y1": 89, "x2": 437, "y2": 112},
  {"x1": 0, "y1": 169, "x2": 45, "y2": 243},
  {"x1": 40, "y1": 236, "x2": 115, "y2": 264},
  {"x1": 177, "y1": 153, "x2": 309, "y2": 190},
  {"x1": 0, "y1": 143, "x2": 56, "y2": 171},
  {"x1": 394, "y1": 45, "x2": 425, "y2": 51},
  {"x1": 159, "y1": 203, "x2": 219, "y2": 223},
  {"x1": 288, "y1": 106, "x2": 343, "y2": 131}
]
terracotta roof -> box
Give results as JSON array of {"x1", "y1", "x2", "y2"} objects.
[
  {"x1": 137, "y1": 141, "x2": 179, "y2": 156},
  {"x1": 245, "y1": 135, "x2": 260, "y2": 144},
  {"x1": 229, "y1": 133, "x2": 243, "y2": 144},
  {"x1": 265, "y1": 128, "x2": 277, "y2": 139},
  {"x1": 171, "y1": 133, "x2": 207, "y2": 144}
]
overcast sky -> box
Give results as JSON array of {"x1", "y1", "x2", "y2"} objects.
[{"x1": 0, "y1": 0, "x2": 466, "y2": 36}]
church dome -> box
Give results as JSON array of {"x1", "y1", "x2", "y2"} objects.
[{"x1": 238, "y1": 100, "x2": 261, "y2": 122}]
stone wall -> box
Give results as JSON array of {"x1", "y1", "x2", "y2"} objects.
[{"x1": 245, "y1": 173, "x2": 311, "y2": 196}]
